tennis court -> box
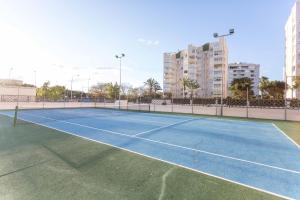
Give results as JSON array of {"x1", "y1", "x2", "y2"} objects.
[{"x1": 1, "y1": 107, "x2": 300, "y2": 199}]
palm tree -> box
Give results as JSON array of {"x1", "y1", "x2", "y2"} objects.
[
  {"x1": 181, "y1": 77, "x2": 190, "y2": 98},
  {"x1": 229, "y1": 77, "x2": 253, "y2": 99},
  {"x1": 144, "y1": 78, "x2": 161, "y2": 97},
  {"x1": 187, "y1": 79, "x2": 200, "y2": 99},
  {"x1": 291, "y1": 76, "x2": 300, "y2": 99},
  {"x1": 259, "y1": 76, "x2": 269, "y2": 98}
]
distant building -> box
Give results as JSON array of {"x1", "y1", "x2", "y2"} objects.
[
  {"x1": 163, "y1": 38, "x2": 228, "y2": 98},
  {"x1": 228, "y1": 63, "x2": 260, "y2": 96},
  {"x1": 0, "y1": 79, "x2": 36, "y2": 102},
  {"x1": 0, "y1": 79, "x2": 23, "y2": 86},
  {"x1": 285, "y1": 2, "x2": 300, "y2": 99}
]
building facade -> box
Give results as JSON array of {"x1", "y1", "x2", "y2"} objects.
[
  {"x1": 228, "y1": 63, "x2": 260, "y2": 96},
  {"x1": 0, "y1": 79, "x2": 36, "y2": 102},
  {"x1": 163, "y1": 38, "x2": 228, "y2": 98},
  {"x1": 285, "y1": 2, "x2": 300, "y2": 99}
]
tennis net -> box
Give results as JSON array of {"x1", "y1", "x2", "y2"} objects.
[{"x1": 10, "y1": 102, "x2": 150, "y2": 125}]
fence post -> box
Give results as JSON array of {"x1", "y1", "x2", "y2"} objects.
[
  {"x1": 284, "y1": 101, "x2": 287, "y2": 121},
  {"x1": 246, "y1": 101, "x2": 249, "y2": 118},
  {"x1": 171, "y1": 94, "x2": 174, "y2": 113},
  {"x1": 13, "y1": 105, "x2": 18, "y2": 127},
  {"x1": 191, "y1": 98, "x2": 194, "y2": 114},
  {"x1": 138, "y1": 97, "x2": 141, "y2": 111},
  {"x1": 246, "y1": 88, "x2": 249, "y2": 118},
  {"x1": 215, "y1": 99, "x2": 218, "y2": 116}
]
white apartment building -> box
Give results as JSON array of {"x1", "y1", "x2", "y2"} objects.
[
  {"x1": 285, "y1": 1, "x2": 300, "y2": 99},
  {"x1": 228, "y1": 63, "x2": 260, "y2": 96},
  {"x1": 163, "y1": 38, "x2": 228, "y2": 98}
]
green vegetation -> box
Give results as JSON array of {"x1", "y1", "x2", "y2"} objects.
[
  {"x1": 259, "y1": 77, "x2": 285, "y2": 99},
  {"x1": 0, "y1": 115, "x2": 283, "y2": 200},
  {"x1": 181, "y1": 77, "x2": 190, "y2": 98},
  {"x1": 144, "y1": 78, "x2": 162, "y2": 98},
  {"x1": 187, "y1": 78, "x2": 200, "y2": 99},
  {"x1": 181, "y1": 78, "x2": 200, "y2": 99},
  {"x1": 89, "y1": 78, "x2": 162, "y2": 99},
  {"x1": 229, "y1": 77, "x2": 253, "y2": 99},
  {"x1": 290, "y1": 76, "x2": 300, "y2": 99},
  {"x1": 36, "y1": 81, "x2": 66, "y2": 100},
  {"x1": 202, "y1": 43, "x2": 210, "y2": 51}
]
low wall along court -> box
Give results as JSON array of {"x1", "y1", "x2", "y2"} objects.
[{"x1": 1, "y1": 101, "x2": 299, "y2": 122}]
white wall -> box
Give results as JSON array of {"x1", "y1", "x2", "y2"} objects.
[{"x1": 0, "y1": 86, "x2": 36, "y2": 96}]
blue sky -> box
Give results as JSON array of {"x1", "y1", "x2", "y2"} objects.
[{"x1": 0, "y1": 0, "x2": 296, "y2": 90}]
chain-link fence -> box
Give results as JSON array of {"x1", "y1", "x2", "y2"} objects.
[{"x1": 1, "y1": 95, "x2": 299, "y2": 121}]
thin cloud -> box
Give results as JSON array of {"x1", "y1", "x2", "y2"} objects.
[
  {"x1": 137, "y1": 38, "x2": 160, "y2": 46},
  {"x1": 96, "y1": 66, "x2": 117, "y2": 70}
]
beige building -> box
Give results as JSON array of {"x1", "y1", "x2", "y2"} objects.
[
  {"x1": 228, "y1": 63, "x2": 260, "y2": 96},
  {"x1": 163, "y1": 38, "x2": 228, "y2": 98},
  {"x1": 285, "y1": 1, "x2": 300, "y2": 99},
  {"x1": 0, "y1": 79, "x2": 36, "y2": 102}
]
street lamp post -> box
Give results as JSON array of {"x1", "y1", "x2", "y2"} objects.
[
  {"x1": 115, "y1": 53, "x2": 125, "y2": 109},
  {"x1": 213, "y1": 29, "x2": 235, "y2": 116},
  {"x1": 71, "y1": 74, "x2": 79, "y2": 101}
]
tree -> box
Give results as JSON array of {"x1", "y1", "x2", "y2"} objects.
[
  {"x1": 144, "y1": 78, "x2": 161, "y2": 98},
  {"x1": 186, "y1": 79, "x2": 200, "y2": 99},
  {"x1": 49, "y1": 85, "x2": 66, "y2": 100},
  {"x1": 127, "y1": 87, "x2": 139, "y2": 99},
  {"x1": 229, "y1": 77, "x2": 254, "y2": 99},
  {"x1": 259, "y1": 76, "x2": 270, "y2": 98},
  {"x1": 90, "y1": 83, "x2": 107, "y2": 98},
  {"x1": 291, "y1": 76, "x2": 300, "y2": 99},
  {"x1": 120, "y1": 83, "x2": 131, "y2": 98},
  {"x1": 259, "y1": 77, "x2": 285, "y2": 99},
  {"x1": 105, "y1": 82, "x2": 120, "y2": 99},
  {"x1": 267, "y1": 81, "x2": 285, "y2": 99},
  {"x1": 181, "y1": 77, "x2": 190, "y2": 98},
  {"x1": 36, "y1": 81, "x2": 66, "y2": 100}
]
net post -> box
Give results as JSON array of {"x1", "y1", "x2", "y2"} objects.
[{"x1": 13, "y1": 105, "x2": 18, "y2": 127}]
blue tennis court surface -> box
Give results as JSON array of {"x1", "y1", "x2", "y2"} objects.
[{"x1": 1, "y1": 108, "x2": 300, "y2": 199}]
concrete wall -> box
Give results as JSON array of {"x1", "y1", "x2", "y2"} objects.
[
  {"x1": 0, "y1": 86, "x2": 36, "y2": 102},
  {"x1": 0, "y1": 102, "x2": 299, "y2": 122}
]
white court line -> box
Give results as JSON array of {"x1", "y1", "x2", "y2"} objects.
[
  {"x1": 0, "y1": 112, "x2": 293, "y2": 200},
  {"x1": 204, "y1": 117, "x2": 271, "y2": 125},
  {"x1": 272, "y1": 123, "x2": 300, "y2": 149},
  {"x1": 134, "y1": 119, "x2": 196, "y2": 136},
  {"x1": 18, "y1": 112, "x2": 300, "y2": 176}
]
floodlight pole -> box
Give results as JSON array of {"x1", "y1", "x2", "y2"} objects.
[
  {"x1": 213, "y1": 29, "x2": 234, "y2": 116},
  {"x1": 115, "y1": 53, "x2": 125, "y2": 109}
]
